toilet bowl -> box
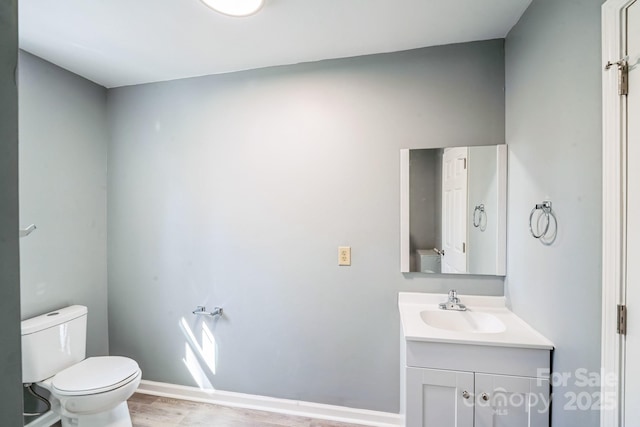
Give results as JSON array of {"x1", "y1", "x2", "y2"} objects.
[
  {"x1": 41, "y1": 356, "x2": 141, "y2": 426},
  {"x1": 21, "y1": 306, "x2": 142, "y2": 427}
]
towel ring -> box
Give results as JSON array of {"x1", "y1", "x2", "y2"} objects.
[
  {"x1": 473, "y1": 204, "x2": 485, "y2": 228},
  {"x1": 529, "y1": 201, "x2": 552, "y2": 239}
]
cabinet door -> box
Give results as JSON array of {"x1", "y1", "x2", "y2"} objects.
[
  {"x1": 406, "y1": 367, "x2": 474, "y2": 427},
  {"x1": 475, "y1": 373, "x2": 550, "y2": 427}
]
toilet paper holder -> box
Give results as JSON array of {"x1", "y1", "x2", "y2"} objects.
[{"x1": 192, "y1": 306, "x2": 223, "y2": 317}]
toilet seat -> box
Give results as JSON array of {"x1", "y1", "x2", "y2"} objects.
[{"x1": 52, "y1": 356, "x2": 140, "y2": 396}]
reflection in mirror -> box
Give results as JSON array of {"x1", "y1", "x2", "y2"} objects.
[{"x1": 400, "y1": 145, "x2": 506, "y2": 275}]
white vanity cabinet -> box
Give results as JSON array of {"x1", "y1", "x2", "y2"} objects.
[
  {"x1": 404, "y1": 341, "x2": 551, "y2": 427},
  {"x1": 406, "y1": 367, "x2": 473, "y2": 426},
  {"x1": 474, "y1": 373, "x2": 549, "y2": 426},
  {"x1": 398, "y1": 293, "x2": 554, "y2": 427}
]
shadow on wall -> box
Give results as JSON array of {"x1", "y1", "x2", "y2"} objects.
[{"x1": 180, "y1": 316, "x2": 220, "y2": 389}]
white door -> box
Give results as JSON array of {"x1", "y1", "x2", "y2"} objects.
[
  {"x1": 406, "y1": 367, "x2": 474, "y2": 427},
  {"x1": 475, "y1": 374, "x2": 550, "y2": 427},
  {"x1": 442, "y1": 147, "x2": 468, "y2": 273},
  {"x1": 625, "y1": 0, "x2": 640, "y2": 423}
]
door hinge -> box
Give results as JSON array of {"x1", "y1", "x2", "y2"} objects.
[
  {"x1": 462, "y1": 242, "x2": 466, "y2": 254},
  {"x1": 617, "y1": 304, "x2": 627, "y2": 335},
  {"x1": 605, "y1": 59, "x2": 629, "y2": 96},
  {"x1": 463, "y1": 158, "x2": 467, "y2": 169}
]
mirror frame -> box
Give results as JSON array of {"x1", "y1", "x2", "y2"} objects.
[{"x1": 400, "y1": 145, "x2": 507, "y2": 275}]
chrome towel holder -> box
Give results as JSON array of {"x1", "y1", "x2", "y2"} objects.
[
  {"x1": 529, "y1": 201, "x2": 554, "y2": 239},
  {"x1": 192, "y1": 306, "x2": 223, "y2": 317},
  {"x1": 473, "y1": 204, "x2": 486, "y2": 230}
]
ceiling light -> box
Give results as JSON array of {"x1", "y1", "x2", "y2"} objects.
[{"x1": 200, "y1": 0, "x2": 265, "y2": 17}]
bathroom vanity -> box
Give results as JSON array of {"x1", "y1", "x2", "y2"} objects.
[{"x1": 399, "y1": 292, "x2": 553, "y2": 427}]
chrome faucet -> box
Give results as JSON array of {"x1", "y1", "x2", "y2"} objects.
[{"x1": 439, "y1": 290, "x2": 467, "y2": 311}]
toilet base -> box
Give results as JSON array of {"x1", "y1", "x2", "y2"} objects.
[{"x1": 60, "y1": 401, "x2": 132, "y2": 427}]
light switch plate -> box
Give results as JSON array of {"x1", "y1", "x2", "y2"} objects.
[{"x1": 338, "y1": 246, "x2": 351, "y2": 266}]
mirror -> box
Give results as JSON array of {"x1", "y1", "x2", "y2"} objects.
[{"x1": 400, "y1": 145, "x2": 507, "y2": 275}]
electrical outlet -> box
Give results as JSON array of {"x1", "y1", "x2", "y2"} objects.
[{"x1": 338, "y1": 246, "x2": 351, "y2": 266}]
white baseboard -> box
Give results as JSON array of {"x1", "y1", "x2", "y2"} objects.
[
  {"x1": 24, "y1": 411, "x2": 60, "y2": 427},
  {"x1": 137, "y1": 380, "x2": 403, "y2": 427}
]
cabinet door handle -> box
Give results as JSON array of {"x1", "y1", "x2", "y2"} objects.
[
  {"x1": 481, "y1": 392, "x2": 490, "y2": 401},
  {"x1": 462, "y1": 390, "x2": 470, "y2": 399}
]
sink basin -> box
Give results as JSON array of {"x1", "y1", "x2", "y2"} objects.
[{"x1": 420, "y1": 309, "x2": 506, "y2": 334}]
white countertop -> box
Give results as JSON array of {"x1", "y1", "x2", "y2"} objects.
[{"x1": 399, "y1": 292, "x2": 554, "y2": 350}]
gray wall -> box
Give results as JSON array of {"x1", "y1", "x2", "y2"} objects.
[
  {"x1": 467, "y1": 146, "x2": 498, "y2": 275},
  {"x1": 0, "y1": 0, "x2": 23, "y2": 424},
  {"x1": 18, "y1": 51, "x2": 110, "y2": 357},
  {"x1": 505, "y1": 0, "x2": 603, "y2": 425},
  {"x1": 409, "y1": 148, "x2": 439, "y2": 269},
  {"x1": 107, "y1": 40, "x2": 505, "y2": 412}
]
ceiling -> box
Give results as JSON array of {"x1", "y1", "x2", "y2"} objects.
[{"x1": 19, "y1": 0, "x2": 532, "y2": 88}]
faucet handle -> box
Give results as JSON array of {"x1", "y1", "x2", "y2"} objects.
[
  {"x1": 448, "y1": 289, "x2": 461, "y2": 304},
  {"x1": 439, "y1": 289, "x2": 466, "y2": 311}
]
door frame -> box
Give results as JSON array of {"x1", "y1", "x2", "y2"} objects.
[{"x1": 601, "y1": 0, "x2": 635, "y2": 426}]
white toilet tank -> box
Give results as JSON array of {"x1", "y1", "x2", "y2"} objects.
[
  {"x1": 416, "y1": 249, "x2": 441, "y2": 273},
  {"x1": 21, "y1": 305, "x2": 88, "y2": 384}
]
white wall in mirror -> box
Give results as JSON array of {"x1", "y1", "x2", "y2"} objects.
[{"x1": 400, "y1": 145, "x2": 507, "y2": 275}]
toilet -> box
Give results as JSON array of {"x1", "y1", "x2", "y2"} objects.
[{"x1": 21, "y1": 305, "x2": 142, "y2": 427}]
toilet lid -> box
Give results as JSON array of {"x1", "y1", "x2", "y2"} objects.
[{"x1": 52, "y1": 356, "x2": 140, "y2": 395}]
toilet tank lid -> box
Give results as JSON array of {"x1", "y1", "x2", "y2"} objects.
[
  {"x1": 21, "y1": 305, "x2": 88, "y2": 336},
  {"x1": 416, "y1": 249, "x2": 438, "y2": 256}
]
